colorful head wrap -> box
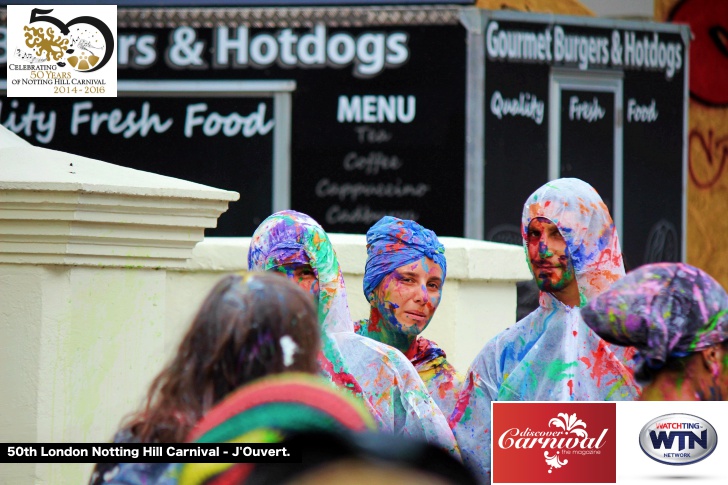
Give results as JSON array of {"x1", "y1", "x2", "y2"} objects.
[
  {"x1": 176, "y1": 373, "x2": 377, "y2": 485},
  {"x1": 248, "y1": 210, "x2": 368, "y2": 399},
  {"x1": 249, "y1": 210, "x2": 352, "y2": 334},
  {"x1": 581, "y1": 262, "x2": 728, "y2": 375},
  {"x1": 522, "y1": 178, "x2": 625, "y2": 303},
  {"x1": 363, "y1": 216, "x2": 446, "y2": 301}
]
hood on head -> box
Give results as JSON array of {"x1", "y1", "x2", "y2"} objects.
[
  {"x1": 248, "y1": 210, "x2": 354, "y2": 334},
  {"x1": 521, "y1": 178, "x2": 625, "y2": 303}
]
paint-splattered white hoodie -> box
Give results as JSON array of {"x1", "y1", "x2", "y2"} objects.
[{"x1": 451, "y1": 178, "x2": 640, "y2": 484}]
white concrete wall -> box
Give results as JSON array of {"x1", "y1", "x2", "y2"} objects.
[
  {"x1": 0, "y1": 265, "x2": 169, "y2": 485},
  {"x1": 0, "y1": 235, "x2": 530, "y2": 485}
]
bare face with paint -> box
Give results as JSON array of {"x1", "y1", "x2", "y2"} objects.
[
  {"x1": 372, "y1": 257, "x2": 443, "y2": 335},
  {"x1": 527, "y1": 218, "x2": 578, "y2": 302},
  {"x1": 272, "y1": 263, "x2": 320, "y2": 307}
]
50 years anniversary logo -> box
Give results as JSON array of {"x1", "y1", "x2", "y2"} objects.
[{"x1": 6, "y1": 5, "x2": 116, "y2": 97}]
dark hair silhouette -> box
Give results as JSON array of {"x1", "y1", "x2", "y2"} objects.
[{"x1": 123, "y1": 273, "x2": 320, "y2": 443}]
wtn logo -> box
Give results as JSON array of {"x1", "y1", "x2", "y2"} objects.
[
  {"x1": 649, "y1": 429, "x2": 707, "y2": 451},
  {"x1": 639, "y1": 414, "x2": 717, "y2": 465}
]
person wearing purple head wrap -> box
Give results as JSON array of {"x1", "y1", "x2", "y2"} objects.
[
  {"x1": 582, "y1": 263, "x2": 728, "y2": 401},
  {"x1": 355, "y1": 216, "x2": 463, "y2": 419}
]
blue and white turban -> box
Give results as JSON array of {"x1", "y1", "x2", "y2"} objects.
[{"x1": 363, "y1": 216, "x2": 446, "y2": 301}]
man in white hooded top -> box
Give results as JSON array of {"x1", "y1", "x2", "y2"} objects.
[{"x1": 450, "y1": 178, "x2": 640, "y2": 484}]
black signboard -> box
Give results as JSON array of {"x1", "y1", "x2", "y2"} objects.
[
  {"x1": 1, "y1": 12, "x2": 467, "y2": 237},
  {"x1": 559, "y1": 88, "x2": 615, "y2": 212},
  {"x1": 0, "y1": 95, "x2": 276, "y2": 236},
  {"x1": 622, "y1": 69, "x2": 683, "y2": 266},
  {"x1": 289, "y1": 25, "x2": 466, "y2": 236},
  {"x1": 483, "y1": 60, "x2": 549, "y2": 244},
  {"x1": 481, "y1": 13, "x2": 687, "y2": 267}
]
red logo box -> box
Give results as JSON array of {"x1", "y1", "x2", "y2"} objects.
[{"x1": 492, "y1": 402, "x2": 616, "y2": 483}]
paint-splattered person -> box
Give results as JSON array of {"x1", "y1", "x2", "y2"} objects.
[
  {"x1": 582, "y1": 263, "x2": 728, "y2": 401},
  {"x1": 88, "y1": 273, "x2": 320, "y2": 485},
  {"x1": 450, "y1": 178, "x2": 641, "y2": 484},
  {"x1": 248, "y1": 210, "x2": 459, "y2": 455},
  {"x1": 354, "y1": 216, "x2": 463, "y2": 418}
]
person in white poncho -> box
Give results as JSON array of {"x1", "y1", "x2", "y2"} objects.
[{"x1": 450, "y1": 178, "x2": 640, "y2": 483}]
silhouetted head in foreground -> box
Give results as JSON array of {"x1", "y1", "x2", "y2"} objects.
[{"x1": 125, "y1": 273, "x2": 320, "y2": 443}]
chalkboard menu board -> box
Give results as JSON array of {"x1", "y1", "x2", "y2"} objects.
[
  {"x1": 559, "y1": 89, "x2": 615, "y2": 213},
  {"x1": 484, "y1": 60, "x2": 550, "y2": 244},
  {"x1": 290, "y1": 38, "x2": 466, "y2": 237},
  {"x1": 0, "y1": 94, "x2": 276, "y2": 236},
  {"x1": 479, "y1": 12, "x2": 687, "y2": 267},
  {"x1": 1, "y1": 9, "x2": 467, "y2": 237},
  {"x1": 622, "y1": 69, "x2": 683, "y2": 266}
]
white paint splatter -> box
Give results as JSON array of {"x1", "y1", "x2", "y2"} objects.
[{"x1": 279, "y1": 335, "x2": 298, "y2": 367}]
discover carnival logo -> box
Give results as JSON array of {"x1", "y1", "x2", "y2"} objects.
[
  {"x1": 6, "y1": 5, "x2": 117, "y2": 97},
  {"x1": 492, "y1": 403, "x2": 616, "y2": 483},
  {"x1": 499, "y1": 412, "x2": 607, "y2": 474},
  {"x1": 639, "y1": 413, "x2": 718, "y2": 466}
]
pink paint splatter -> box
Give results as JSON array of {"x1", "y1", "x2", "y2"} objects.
[{"x1": 448, "y1": 372, "x2": 475, "y2": 428}]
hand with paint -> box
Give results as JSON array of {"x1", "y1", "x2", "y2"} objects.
[
  {"x1": 88, "y1": 273, "x2": 321, "y2": 485},
  {"x1": 582, "y1": 262, "x2": 728, "y2": 401},
  {"x1": 356, "y1": 216, "x2": 463, "y2": 423},
  {"x1": 451, "y1": 178, "x2": 640, "y2": 485}
]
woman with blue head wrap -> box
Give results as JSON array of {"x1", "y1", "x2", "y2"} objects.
[
  {"x1": 582, "y1": 262, "x2": 728, "y2": 401},
  {"x1": 355, "y1": 216, "x2": 463, "y2": 418}
]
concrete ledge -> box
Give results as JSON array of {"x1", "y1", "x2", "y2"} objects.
[
  {"x1": 0, "y1": 145, "x2": 239, "y2": 201},
  {"x1": 0, "y1": 127, "x2": 239, "y2": 268},
  {"x1": 182, "y1": 234, "x2": 532, "y2": 282}
]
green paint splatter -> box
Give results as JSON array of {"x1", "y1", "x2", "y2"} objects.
[
  {"x1": 545, "y1": 360, "x2": 577, "y2": 381},
  {"x1": 461, "y1": 406, "x2": 473, "y2": 423},
  {"x1": 689, "y1": 310, "x2": 727, "y2": 351},
  {"x1": 604, "y1": 376, "x2": 626, "y2": 400}
]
